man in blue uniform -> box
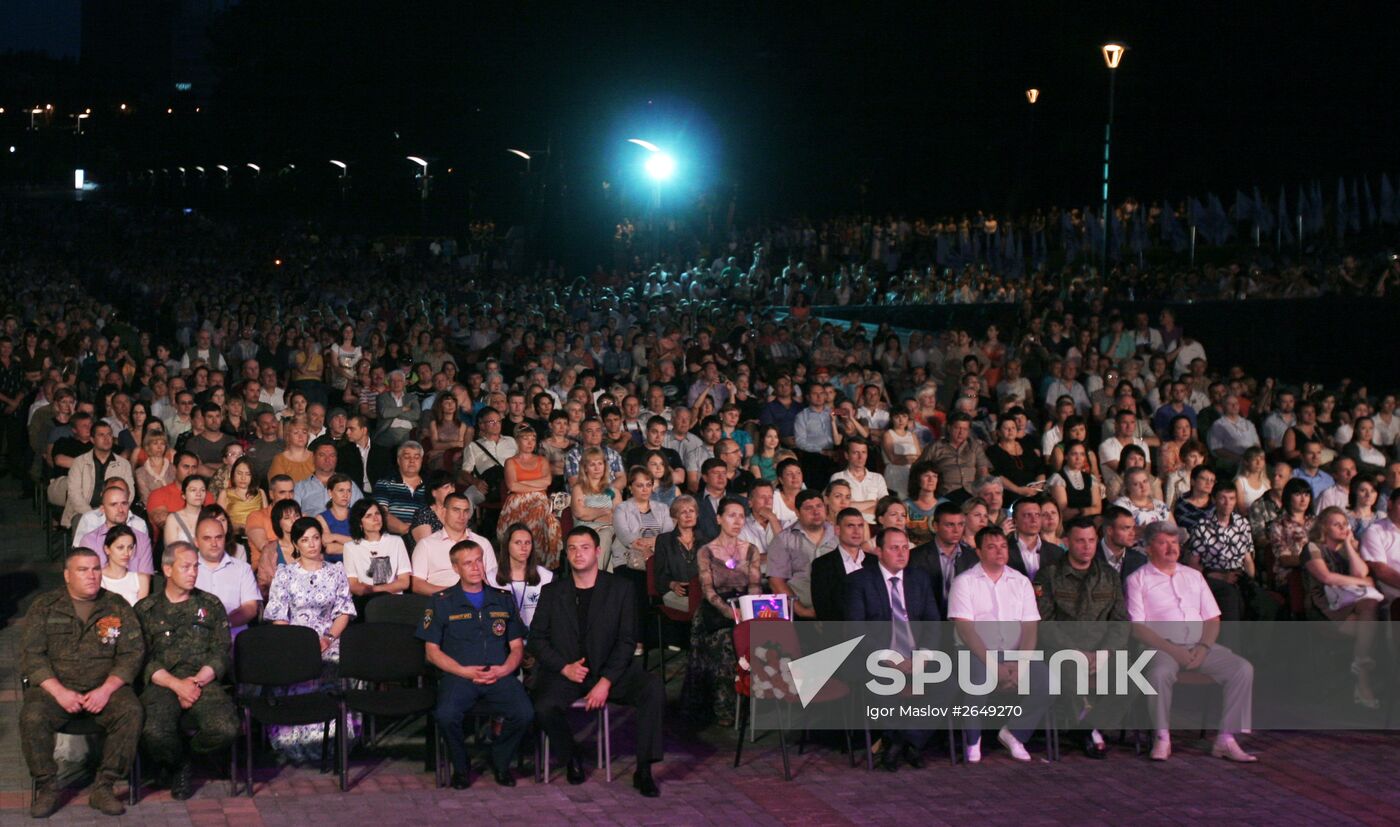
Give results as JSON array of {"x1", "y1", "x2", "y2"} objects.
[{"x1": 417, "y1": 540, "x2": 532, "y2": 789}]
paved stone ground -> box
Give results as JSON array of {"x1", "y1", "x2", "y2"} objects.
[{"x1": 3, "y1": 476, "x2": 1400, "y2": 826}]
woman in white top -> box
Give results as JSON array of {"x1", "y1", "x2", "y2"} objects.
[
  {"x1": 772, "y1": 458, "x2": 805, "y2": 528},
  {"x1": 100, "y1": 525, "x2": 149, "y2": 606},
  {"x1": 1233, "y1": 447, "x2": 1270, "y2": 514},
  {"x1": 492, "y1": 522, "x2": 554, "y2": 629},
  {"x1": 881, "y1": 409, "x2": 920, "y2": 498},
  {"x1": 164, "y1": 474, "x2": 209, "y2": 548},
  {"x1": 342, "y1": 500, "x2": 412, "y2": 597},
  {"x1": 329, "y1": 324, "x2": 362, "y2": 391}
]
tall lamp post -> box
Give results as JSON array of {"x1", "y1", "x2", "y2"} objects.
[
  {"x1": 406, "y1": 156, "x2": 430, "y2": 200},
  {"x1": 627, "y1": 139, "x2": 675, "y2": 265},
  {"x1": 329, "y1": 159, "x2": 348, "y2": 200},
  {"x1": 1100, "y1": 42, "x2": 1126, "y2": 267}
]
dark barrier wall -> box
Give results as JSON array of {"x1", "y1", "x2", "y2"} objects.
[{"x1": 811, "y1": 298, "x2": 1399, "y2": 388}]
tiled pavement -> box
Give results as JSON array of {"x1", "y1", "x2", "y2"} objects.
[{"x1": 3, "y1": 478, "x2": 1400, "y2": 825}]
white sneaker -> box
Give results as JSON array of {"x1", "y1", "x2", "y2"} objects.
[
  {"x1": 964, "y1": 741, "x2": 982, "y2": 764},
  {"x1": 997, "y1": 727, "x2": 1032, "y2": 762}
]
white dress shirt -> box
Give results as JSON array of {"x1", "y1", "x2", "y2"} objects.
[{"x1": 947, "y1": 564, "x2": 1038, "y2": 651}]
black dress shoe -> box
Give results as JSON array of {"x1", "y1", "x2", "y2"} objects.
[
  {"x1": 880, "y1": 746, "x2": 900, "y2": 772},
  {"x1": 633, "y1": 769, "x2": 660, "y2": 798},
  {"x1": 450, "y1": 770, "x2": 472, "y2": 790},
  {"x1": 493, "y1": 768, "x2": 516, "y2": 787},
  {"x1": 565, "y1": 757, "x2": 586, "y2": 785},
  {"x1": 902, "y1": 744, "x2": 925, "y2": 770},
  {"x1": 1083, "y1": 742, "x2": 1110, "y2": 760}
]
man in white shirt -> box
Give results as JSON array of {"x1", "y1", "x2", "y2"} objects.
[
  {"x1": 1360, "y1": 496, "x2": 1400, "y2": 603},
  {"x1": 831, "y1": 438, "x2": 889, "y2": 524},
  {"x1": 1099, "y1": 410, "x2": 1152, "y2": 475},
  {"x1": 1314, "y1": 457, "x2": 1357, "y2": 513},
  {"x1": 410, "y1": 493, "x2": 497, "y2": 595},
  {"x1": 1126, "y1": 521, "x2": 1256, "y2": 762},
  {"x1": 946, "y1": 526, "x2": 1051, "y2": 763}
]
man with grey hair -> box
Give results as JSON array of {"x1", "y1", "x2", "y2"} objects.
[
  {"x1": 373, "y1": 440, "x2": 428, "y2": 536},
  {"x1": 136, "y1": 541, "x2": 238, "y2": 800},
  {"x1": 374, "y1": 370, "x2": 421, "y2": 448},
  {"x1": 1126, "y1": 520, "x2": 1256, "y2": 763},
  {"x1": 973, "y1": 475, "x2": 1011, "y2": 530}
]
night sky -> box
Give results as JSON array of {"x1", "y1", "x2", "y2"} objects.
[{"x1": 4, "y1": 1, "x2": 1398, "y2": 217}]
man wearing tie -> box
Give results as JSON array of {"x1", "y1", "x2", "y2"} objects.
[
  {"x1": 528, "y1": 526, "x2": 666, "y2": 796},
  {"x1": 845, "y1": 527, "x2": 944, "y2": 771}
]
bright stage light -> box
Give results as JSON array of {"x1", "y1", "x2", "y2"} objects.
[{"x1": 644, "y1": 152, "x2": 675, "y2": 181}]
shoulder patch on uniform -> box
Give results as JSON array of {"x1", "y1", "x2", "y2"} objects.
[{"x1": 422, "y1": 608, "x2": 433, "y2": 629}]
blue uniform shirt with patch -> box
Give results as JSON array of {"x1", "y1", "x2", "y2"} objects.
[{"x1": 416, "y1": 586, "x2": 525, "y2": 667}]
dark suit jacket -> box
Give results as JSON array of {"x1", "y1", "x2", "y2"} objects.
[
  {"x1": 1099, "y1": 541, "x2": 1149, "y2": 583},
  {"x1": 908, "y1": 540, "x2": 977, "y2": 619},
  {"x1": 527, "y1": 571, "x2": 636, "y2": 691},
  {"x1": 844, "y1": 564, "x2": 945, "y2": 659},
  {"x1": 810, "y1": 548, "x2": 876, "y2": 621},
  {"x1": 338, "y1": 441, "x2": 393, "y2": 492},
  {"x1": 1012, "y1": 538, "x2": 1066, "y2": 578}
]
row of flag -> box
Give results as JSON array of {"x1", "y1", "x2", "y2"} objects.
[{"x1": 927, "y1": 174, "x2": 1397, "y2": 270}]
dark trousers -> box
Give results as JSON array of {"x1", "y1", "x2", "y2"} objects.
[
  {"x1": 435, "y1": 674, "x2": 534, "y2": 774},
  {"x1": 21, "y1": 686, "x2": 142, "y2": 787},
  {"x1": 534, "y1": 659, "x2": 664, "y2": 765},
  {"x1": 140, "y1": 683, "x2": 239, "y2": 768}
]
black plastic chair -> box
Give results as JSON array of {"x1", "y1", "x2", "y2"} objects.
[
  {"x1": 363, "y1": 593, "x2": 432, "y2": 626},
  {"x1": 338, "y1": 622, "x2": 438, "y2": 790},
  {"x1": 232, "y1": 624, "x2": 344, "y2": 795}
]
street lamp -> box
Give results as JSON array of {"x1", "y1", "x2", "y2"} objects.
[
  {"x1": 246, "y1": 163, "x2": 261, "y2": 175},
  {"x1": 507, "y1": 148, "x2": 532, "y2": 173},
  {"x1": 216, "y1": 164, "x2": 230, "y2": 188},
  {"x1": 76, "y1": 112, "x2": 90, "y2": 134},
  {"x1": 1100, "y1": 42, "x2": 1127, "y2": 266},
  {"x1": 406, "y1": 156, "x2": 430, "y2": 200},
  {"x1": 329, "y1": 159, "x2": 349, "y2": 199},
  {"x1": 627, "y1": 138, "x2": 676, "y2": 264}
]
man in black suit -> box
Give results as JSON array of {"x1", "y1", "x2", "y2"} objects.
[
  {"x1": 1098, "y1": 505, "x2": 1149, "y2": 581},
  {"x1": 338, "y1": 415, "x2": 393, "y2": 493},
  {"x1": 694, "y1": 458, "x2": 745, "y2": 544},
  {"x1": 810, "y1": 508, "x2": 874, "y2": 621},
  {"x1": 845, "y1": 526, "x2": 945, "y2": 771},
  {"x1": 528, "y1": 526, "x2": 665, "y2": 797},
  {"x1": 908, "y1": 501, "x2": 977, "y2": 618},
  {"x1": 1009, "y1": 496, "x2": 1065, "y2": 580}
]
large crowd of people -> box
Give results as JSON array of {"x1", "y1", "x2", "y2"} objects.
[{"x1": 5, "y1": 198, "x2": 1400, "y2": 816}]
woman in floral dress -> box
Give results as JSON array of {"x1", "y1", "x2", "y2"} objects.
[{"x1": 264, "y1": 517, "x2": 358, "y2": 762}]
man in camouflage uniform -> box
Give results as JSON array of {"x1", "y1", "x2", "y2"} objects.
[
  {"x1": 1033, "y1": 516, "x2": 1131, "y2": 759},
  {"x1": 135, "y1": 541, "x2": 239, "y2": 800},
  {"x1": 20, "y1": 548, "x2": 145, "y2": 818}
]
